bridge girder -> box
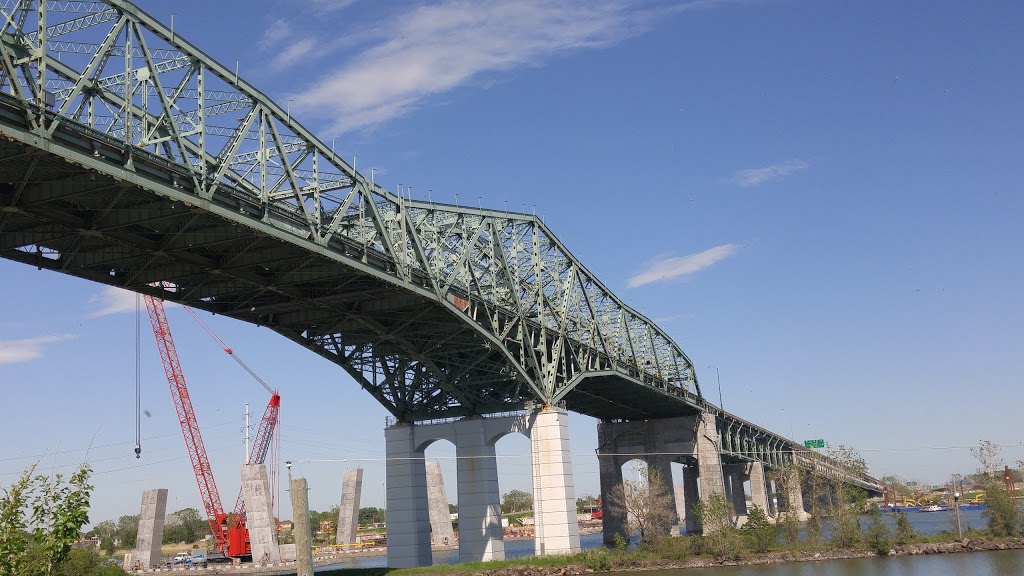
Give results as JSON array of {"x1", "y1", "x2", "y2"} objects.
[{"x1": 0, "y1": 0, "x2": 701, "y2": 421}]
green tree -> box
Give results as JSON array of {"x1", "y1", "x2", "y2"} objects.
[
  {"x1": 166, "y1": 508, "x2": 204, "y2": 543},
  {"x1": 864, "y1": 503, "x2": 892, "y2": 555},
  {"x1": 92, "y1": 520, "x2": 116, "y2": 555},
  {"x1": 740, "y1": 505, "x2": 775, "y2": 552},
  {"x1": 357, "y1": 507, "x2": 385, "y2": 526},
  {"x1": 576, "y1": 495, "x2": 598, "y2": 514},
  {"x1": 692, "y1": 493, "x2": 741, "y2": 559},
  {"x1": 894, "y1": 511, "x2": 914, "y2": 545},
  {"x1": 605, "y1": 464, "x2": 675, "y2": 544},
  {"x1": 766, "y1": 464, "x2": 801, "y2": 547},
  {"x1": 116, "y1": 515, "x2": 138, "y2": 549},
  {"x1": 0, "y1": 463, "x2": 94, "y2": 576},
  {"x1": 59, "y1": 548, "x2": 127, "y2": 576},
  {"x1": 823, "y1": 445, "x2": 866, "y2": 548},
  {"x1": 500, "y1": 489, "x2": 533, "y2": 514},
  {"x1": 973, "y1": 441, "x2": 1021, "y2": 537}
]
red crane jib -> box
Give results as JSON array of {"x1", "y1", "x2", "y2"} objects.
[
  {"x1": 145, "y1": 295, "x2": 281, "y2": 558},
  {"x1": 143, "y1": 295, "x2": 230, "y2": 552}
]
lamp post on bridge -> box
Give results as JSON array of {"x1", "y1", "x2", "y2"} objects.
[{"x1": 707, "y1": 365, "x2": 724, "y2": 411}]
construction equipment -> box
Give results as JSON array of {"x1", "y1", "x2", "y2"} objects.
[{"x1": 143, "y1": 293, "x2": 280, "y2": 558}]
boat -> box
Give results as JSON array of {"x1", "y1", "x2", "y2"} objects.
[{"x1": 919, "y1": 504, "x2": 946, "y2": 512}]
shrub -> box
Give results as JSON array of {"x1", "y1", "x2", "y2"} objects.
[
  {"x1": 864, "y1": 503, "x2": 892, "y2": 555},
  {"x1": 741, "y1": 506, "x2": 776, "y2": 553},
  {"x1": 894, "y1": 511, "x2": 915, "y2": 545}
]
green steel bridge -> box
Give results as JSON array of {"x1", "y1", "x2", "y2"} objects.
[{"x1": 0, "y1": 0, "x2": 880, "y2": 493}]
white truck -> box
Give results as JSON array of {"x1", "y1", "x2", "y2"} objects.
[{"x1": 171, "y1": 552, "x2": 207, "y2": 566}]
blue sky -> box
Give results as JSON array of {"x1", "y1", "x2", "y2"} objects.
[{"x1": 1, "y1": 0, "x2": 1023, "y2": 527}]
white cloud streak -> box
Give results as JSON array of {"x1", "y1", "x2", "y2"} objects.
[
  {"x1": 287, "y1": 0, "x2": 693, "y2": 133},
  {"x1": 627, "y1": 244, "x2": 739, "y2": 288},
  {"x1": 0, "y1": 334, "x2": 75, "y2": 365},
  {"x1": 732, "y1": 159, "x2": 809, "y2": 188},
  {"x1": 88, "y1": 286, "x2": 140, "y2": 318}
]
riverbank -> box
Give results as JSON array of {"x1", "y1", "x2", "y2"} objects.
[{"x1": 343, "y1": 536, "x2": 1024, "y2": 576}]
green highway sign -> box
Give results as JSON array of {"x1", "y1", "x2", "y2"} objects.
[
  {"x1": 804, "y1": 439, "x2": 825, "y2": 449},
  {"x1": 907, "y1": 481, "x2": 918, "y2": 487},
  {"x1": 882, "y1": 476, "x2": 895, "y2": 482}
]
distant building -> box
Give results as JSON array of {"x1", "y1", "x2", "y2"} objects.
[{"x1": 278, "y1": 520, "x2": 294, "y2": 532}]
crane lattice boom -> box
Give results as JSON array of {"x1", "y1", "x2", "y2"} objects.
[{"x1": 143, "y1": 295, "x2": 230, "y2": 551}]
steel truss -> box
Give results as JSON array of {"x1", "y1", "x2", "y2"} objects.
[
  {"x1": 0, "y1": 0, "x2": 703, "y2": 422},
  {"x1": 0, "y1": 1, "x2": 884, "y2": 493}
]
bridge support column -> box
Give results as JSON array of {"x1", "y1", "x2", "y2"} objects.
[
  {"x1": 385, "y1": 423, "x2": 432, "y2": 568},
  {"x1": 646, "y1": 455, "x2": 679, "y2": 531},
  {"x1": 696, "y1": 412, "x2": 726, "y2": 532},
  {"x1": 529, "y1": 407, "x2": 581, "y2": 556},
  {"x1": 682, "y1": 464, "x2": 701, "y2": 533},
  {"x1": 425, "y1": 461, "x2": 456, "y2": 546},
  {"x1": 723, "y1": 464, "x2": 748, "y2": 523},
  {"x1": 598, "y1": 450, "x2": 628, "y2": 544},
  {"x1": 336, "y1": 468, "x2": 363, "y2": 546},
  {"x1": 673, "y1": 483, "x2": 687, "y2": 533},
  {"x1": 748, "y1": 462, "x2": 770, "y2": 516},
  {"x1": 597, "y1": 415, "x2": 696, "y2": 541},
  {"x1": 454, "y1": 417, "x2": 505, "y2": 563},
  {"x1": 781, "y1": 468, "x2": 810, "y2": 522}
]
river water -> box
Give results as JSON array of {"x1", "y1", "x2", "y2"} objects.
[{"x1": 317, "y1": 508, "x2": 1007, "y2": 572}]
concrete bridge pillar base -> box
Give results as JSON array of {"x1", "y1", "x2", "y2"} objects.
[
  {"x1": 723, "y1": 463, "x2": 749, "y2": 525},
  {"x1": 384, "y1": 424, "x2": 432, "y2": 568},
  {"x1": 454, "y1": 418, "x2": 505, "y2": 563},
  {"x1": 748, "y1": 462, "x2": 770, "y2": 516},
  {"x1": 682, "y1": 464, "x2": 701, "y2": 534},
  {"x1": 336, "y1": 468, "x2": 363, "y2": 546},
  {"x1": 529, "y1": 407, "x2": 581, "y2": 556},
  {"x1": 781, "y1": 467, "x2": 811, "y2": 522}
]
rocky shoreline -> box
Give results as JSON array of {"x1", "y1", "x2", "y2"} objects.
[{"x1": 461, "y1": 537, "x2": 1024, "y2": 576}]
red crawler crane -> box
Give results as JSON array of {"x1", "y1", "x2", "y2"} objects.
[{"x1": 144, "y1": 294, "x2": 280, "y2": 557}]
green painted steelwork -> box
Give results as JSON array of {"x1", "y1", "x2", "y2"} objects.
[{"x1": 0, "y1": 0, "x2": 880, "y2": 493}]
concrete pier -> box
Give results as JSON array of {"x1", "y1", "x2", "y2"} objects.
[
  {"x1": 695, "y1": 412, "x2": 726, "y2": 503},
  {"x1": 748, "y1": 462, "x2": 770, "y2": 514},
  {"x1": 454, "y1": 418, "x2": 504, "y2": 563},
  {"x1": 290, "y1": 477, "x2": 314, "y2": 576},
  {"x1": 682, "y1": 465, "x2": 701, "y2": 533},
  {"x1": 241, "y1": 464, "x2": 280, "y2": 563},
  {"x1": 529, "y1": 407, "x2": 580, "y2": 557},
  {"x1": 783, "y1": 468, "x2": 810, "y2": 521},
  {"x1": 384, "y1": 407, "x2": 580, "y2": 567},
  {"x1": 426, "y1": 461, "x2": 455, "y2": 545},
  {"x1": 597, "y1": 415, "x2": 694, "y2": 542},
  {"x1": 336, "y1": 468, "x2": 363, "y2": 546},
  {"x1": 384, "y1": 424, "x2": 432, "y2": 569},
  {"x1": 132, "y1": 488, "x2": 167, "y2": 568},
  {"x1": 673, "y1": 483, "x2": 687, "y2": 531}
]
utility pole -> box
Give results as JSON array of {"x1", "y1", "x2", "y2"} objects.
[
  {"x1": 952, "y1": 474, "x2": 963, "y2": 539},
  {"x1": 707, "y1": 365, "x2": 724, "y2": 411}
]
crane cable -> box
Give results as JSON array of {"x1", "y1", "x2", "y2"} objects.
[
  {"x1": 134, "y1": 293, "x2": 142, "y2": 459},
  {"x1": 182, "y1": 306, "x2": 275, "y2": 396}
]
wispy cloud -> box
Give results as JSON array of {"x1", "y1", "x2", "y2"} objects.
[
  {"x1": 0, "y1": 334, "x2": 75, "y2": 365},
  {"x1": 286, "y1": 0, "x2": 708, "y2": 134},
  {"x1": 732, "y1": 159, "x2": 809, "y2": 188},
  {"x1": 627, "y1": 244, "x2": 739, "y2": 288},
  {"x1": 309, "y1": 0, "x2": 359, "y2": 14},
  {"x1": 88, "y1": 286, "x2": 140, "y2": 318}
]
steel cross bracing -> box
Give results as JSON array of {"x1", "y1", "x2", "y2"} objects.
[
  {"x1": 715, "y1": 413, "x2": 883, "y2": 494},
  {"x1": 0, "y1": 0, "x2": 703, "y2": 423},
  {"x1": 0, "y1": 0, "x2": 884, "y2": 492}
]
